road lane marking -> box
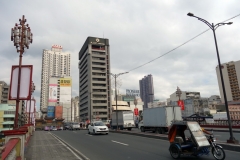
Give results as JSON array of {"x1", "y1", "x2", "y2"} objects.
[
  {"x1": 86, "y1": 134, "x2": 92, "y2": 136},
  {"x1": 111, "y1": 140, "x2": 129, "y2": 146},
  {"x1": 50, "y1": 132, "x2": 90, "y2": 160},
  {"x1": 73, "y1": 131, "x2": 77, "y2": 133}
]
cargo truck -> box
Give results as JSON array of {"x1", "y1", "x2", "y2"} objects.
[
  {"x1": 111, "y1": 111, "x2": 135, "y2": 130},
  {"x1": 140, "y1": 106, "x2": 182, "y2": 134}
]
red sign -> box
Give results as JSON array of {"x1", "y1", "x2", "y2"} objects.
[
  {"x1": 134, "y1": 108, "x2": 139, "y2": 115},
  {"x1": 178, "y1": 100, "x2": 184, "y2": 110}
]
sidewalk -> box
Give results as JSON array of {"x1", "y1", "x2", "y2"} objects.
[{"x1": 25, "y1": 131, "x2": 81, "y2": 160}]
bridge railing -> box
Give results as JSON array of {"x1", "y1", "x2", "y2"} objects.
[{"x1": 1, "y1": 124, "x2": 34, "y2": 160}]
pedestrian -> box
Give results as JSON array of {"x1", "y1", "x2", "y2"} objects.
[{"x1": 135, "y1": 119, "x2": 139, "y2": 128}]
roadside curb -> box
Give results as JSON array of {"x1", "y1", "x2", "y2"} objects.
[
  {"x1": 205, "y1": 128, "x2": 240, "y2": 133},
  {"x1": 110, "y1": 130, "x2": 240, "y2": 152}
]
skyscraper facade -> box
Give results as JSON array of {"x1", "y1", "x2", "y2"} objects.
[
  {"x1": 78, "y1": 37, "x2": 111, "y2": 121},
  {"x1": 40, "y1": 45, "x2": 71, "y2": 113},
  {"x1": 216, "y1": 60, "x2": 240, "y2": 102},
  {"x1": 139, "y1": 75, "x2": 154, "y2": 108}
]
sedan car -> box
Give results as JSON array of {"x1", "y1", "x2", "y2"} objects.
[
  {"x1": 44, "y1": 126, "x2": 50, "y2": 131},
  {"x1": 88, "y1": 121, "x2": 109, "y2": 135},
  {"x1": 51, "y1": 126, "x2": 58, "y2": 131}
]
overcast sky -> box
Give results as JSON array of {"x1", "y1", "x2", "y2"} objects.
[{"x1": 1, "y1": 0, "x2": 240, "y2": 111}]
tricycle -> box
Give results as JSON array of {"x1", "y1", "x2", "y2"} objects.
[{"x1": 168, "y1": 121, "x2": 225, "y2": 160}]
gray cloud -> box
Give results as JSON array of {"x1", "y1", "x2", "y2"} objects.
[{"x1": 1, "y1": 0, "x2": 240, "y2": 110}]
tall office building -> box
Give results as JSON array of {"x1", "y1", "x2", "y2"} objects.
[
  {"x1": 139, "y1": 75, "x2": 154, "y2": 108},
  {"x1": 216, "y1": 60, "x2": 240, "y2": 102},
  {"x1": 40, "y1": 45, "x2": 71, "y2": 114},
  {"x1": 78, "y1": 37, "x2": 111, "y2": 121}
]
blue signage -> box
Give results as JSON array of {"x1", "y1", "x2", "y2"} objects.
[{"x1": 47, "y1": 106, "x2": 55, "y2": 117}]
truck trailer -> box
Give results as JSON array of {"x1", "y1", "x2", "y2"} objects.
[
  {"x1": 140, "y1": 106, "x2": 182, "y2": 134},
  {"x1": 111, "y1": 111, "x2": 135, "y2": 130}
]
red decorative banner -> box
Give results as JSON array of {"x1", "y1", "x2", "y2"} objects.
[
  {"x1": 134, "y1": 108, "x2": 139, "y2": 115},
  {"x1": 178, "y1": 100, "x2": 185, "y2": 110}
]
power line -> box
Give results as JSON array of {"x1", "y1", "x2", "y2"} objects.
[{"x1": 127, "y1": 13, "x2": 240, "y2": 72}]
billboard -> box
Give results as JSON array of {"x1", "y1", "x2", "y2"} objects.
[
  {"x1": 126, "y1": 89, "x2": 140, "y2": 97},
  {"x1": 47, "y1": 106, "x2": 55, "y2": 117},
  {"x1": 60, "y1": 78, "x2": 71, "y2": 87},
  {"x1": 60, "y1": 78, "x2": 71, "y2": 103},
  {"x1": 55, "y1": 106, "x2": 63, "y2": 119},
  {"x1": 49, "y1": 84, "x2": 57, "y2": 102}
]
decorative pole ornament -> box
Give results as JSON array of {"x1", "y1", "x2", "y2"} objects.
[{"x1": 11, "y1": 15, "x2": 33, "y2": 128}]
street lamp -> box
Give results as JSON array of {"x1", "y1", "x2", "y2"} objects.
[
  {"x1": 187, "y1": 12, "x2": 238, "y2": 143},
  {"x1": 28, "y1": 81, "x2": 35, "y2": 124},
  {"x1": 111, "y1": 72, "x2": 128, "y2": 130},
  {"x1": 11, "y1": 15, "x2": 33, "y2": 128}
]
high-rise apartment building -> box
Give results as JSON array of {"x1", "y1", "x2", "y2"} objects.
[
  {"x1": 216, "y1": 60, "x2": 240, "y2": 102},
  {"x1": 139, "y1": 75, "x2": 154, "y2": 108},
  {"x1": 0, "y1": 81, "x2": 8, "y2": 104},
  {"x1": 40, "y1": 45, "x2": 71, "y2": 114},
  {"x1": 78, "y1": 37, "x2": 111, "y2": 121}
]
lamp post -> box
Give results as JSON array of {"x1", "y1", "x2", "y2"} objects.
[
  {"x1": 28, "y1": 81, "x2": 35, "y2": 124},
  {"x1": 187, "y1": 13, "x2": 238, "y2": 143},
  {"x1": 11, "y1": 15, "x2": 33, "y2": 129},
  {"x1": 111, "y1": 72, "x2": 128, "y2": 130}
]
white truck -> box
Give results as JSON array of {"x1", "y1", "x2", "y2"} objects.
[
  {"x1": 111, "y1": 111, "x2": 135, "y2": 130},
  {"x1": 140, "y1": 106, "x2": 182, "y2": 134}
]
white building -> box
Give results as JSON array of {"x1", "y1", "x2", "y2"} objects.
[
  {"x1": 40, "y1": 45, "x2": 71, "y2": 114},
  {"x1": 216, "y1": 60, "x2": 240, "y2": 102},
  {"x1": 168, "y1": 91, "x2": 200, "y2": 103}
]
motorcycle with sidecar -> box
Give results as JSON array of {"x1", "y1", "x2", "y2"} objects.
[{"x1": 168, "y1": 121, "x2": 225, "y2": 160}]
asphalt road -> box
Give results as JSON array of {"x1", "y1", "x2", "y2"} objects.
[
  {"x1": 131, "y1": 128, "x2": 240, "y2": 142},
  {"x1": 52, "y1": 130, "x2": 240, "y2": 160}
]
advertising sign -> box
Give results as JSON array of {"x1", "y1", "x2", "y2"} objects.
[
  {"x1": 9, "y1": 65, "x2": 33, "y2": 100},
  {"x1": 126, "y1": 89, "x2": 140, "y2": 97},
  {"x1": 178, "y1": 100, "x2": 185, "y2": 110},
  {"x1": 47, "y1": 106, "x2": 55, "y2": 117},
  {"x1": 49, "y1": 84, "x2": 57, "y2": 102},
  {"x1": 55, "y1": 106, "x2": 63, "y2": 119},
  {"x1": 60, "y1": 78, "x2": 72, "y2": 103},
  {"x1": 60, "y1": 78, "x2": 71, "y2": 87}
]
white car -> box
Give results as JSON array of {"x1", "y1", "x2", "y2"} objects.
[{"x1": 88, "y1": 121, "x2": 109, "y2": 135}]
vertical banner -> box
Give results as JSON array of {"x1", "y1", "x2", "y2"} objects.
[
  {"x1": 134, "y1": 108, "x2": 139, "y2": 115},
  {"x1": 47, "y1": 106, "x2": 55, "y2": 117},
  {"x1": 178, "y1": 100, "x2": 184, "y2": 110},
  {"x1": 49, "y1": 84, "x2": 57, "y2": 102},
  {"x1": 55, "y1": 106, "x2": 63, "y2": 119},
  {"x1": 9, "y1": 65, "x2": 33, "y2": 100}
]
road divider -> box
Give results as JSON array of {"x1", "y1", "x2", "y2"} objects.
[{"x1": 110, "y1": 130, "x2": 240, "y2": 152}]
